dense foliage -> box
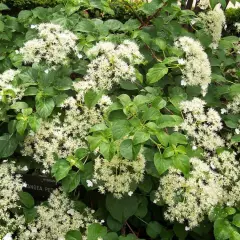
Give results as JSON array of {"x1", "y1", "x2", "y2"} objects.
[{"x1": 0, "y1": 0, "x2": 239, "y2": 239}]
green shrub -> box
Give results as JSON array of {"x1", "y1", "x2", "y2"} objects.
[
  {"x1": 1, "y1": 0, "x2": 58, "y2": 7},
  {"x1": 225, "y1": 7, "x2": 240, "y2": 34}
]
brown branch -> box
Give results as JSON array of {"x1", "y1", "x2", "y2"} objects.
[
  {"x1": 126, "y1": 222, "x2": 137, "y2": 237},
  {"x1": 139, "y1": 2, "x2": 168, "y2": 29}
]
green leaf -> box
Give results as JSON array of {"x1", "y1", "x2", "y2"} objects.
[
  {"x1": 155, "y1": 38, "x2": 167, "y2": 51},
  {"x1": 19, "y1": 192, "x2": 34, "y2": 209},
  {"x1": 173, "y1": 154, "x2": 190, "y2": 175},
  {"x1": 36, "y1": 97, "x2": 55, "y2": 119},
  {"x1": 140, "y1": 0, "x2": 164, "y2": 15},
  {"x1": 16, "y1": 120, "x2": 27, "y2": 135},
  {"x1": 87, "y1": 223, "x2": 108, "y2": 240},
  {"x1": 133, "y1": 131, "x2": 150, "y2": 145},
  {"x1": 10, "y1": 102, "x2": 29, "y2": 110},
  {"x1": 84, "y1": 90, "x2": 102, "y2": 109},
  {"x1": 121, "y1": 19, "x2": 140, "y2": 31},
  {"x1": 107, "y1": 215, "x2": 122, "y2": 232},
  {"x1": 75, "y1": 148, "x2": 89, "y2": 160},
  {"x1": 120, "y1": 139, "x2": 134, "y2": 160},
  {"x1": 0, "y1": 134, "x2": 18, "y2": 158},
  {"x1": 106, "y1": 194, "x2": 138, "y2": 223},
  {"x1": 231, "y1": 135, "x2": 240, "y2": 143},
  {"x1": 62, "y1": 171, "x2": 81, "y2": 193},
  {"x1": 146, "y1": 221, "x2": 162, "y2": 239},
  {"x1": 23, "y1": 207, "x2": 37, "y2": 223},
  {"x1": 173, "y1": 223, "x2": 188, "y2": 240},
  {"x1": 163, "y1": 147, "x2": 175, "y2": 158},
  {"x1": 142, "y1": 107, "x2": 161, "y2": 122},
  {"x1": 75, "y1": 19, "x2": 96, "y2": 33},
  {"x1": 104, "y1": 19, "x2": 123, "y2": 31},
  {"x1": 147, "y1": 63, "x2": 168, "y2": 84},
  {"x1": 232, "y1": 214, "x2": 240, "y2": 228},
  {"x1": 169, "y1": 133, "x2": 187, "y2": 145},
  {"x1": 0, "y1": 3, "x2": 9, "y2": 10},
  {"x1": 53, "y1": 77, "x2": 72, "y2": 90},
  {"x1": 157, "y1": 115, "x2": 183, "y2": 128},
  {"x1": 112, "y1": 120, "x2": 131, "y2": 140},
  {"x1": 18, "y1": 10, "x2": 32, "y2": 22},
  {"x1": 214, "y1": 219, "x2": 231, "y2": 240},
  {"x1": 88, "y1": 136, "x2": 104, "y2": 151},
  {"x1": 52, "y1": 159, "x2": 71, "y2": 182},
  {"x1": 28, "y1": 116, "x2": 41, "y2": 132},
  {"x1": 65, "y1": 230, "x2": 82, "y2": 240},
  {"x1": 210, "y1": 0, "x2": 219, "y2": 8},
  {"x1": 154, "y1": 153, "x2": 172, "y2": 175},
  {"x1": 0, "y1": 20, "x2": 4, "y2": 32}
]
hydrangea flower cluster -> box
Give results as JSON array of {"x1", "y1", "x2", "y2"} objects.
[
  {"x1": 17, "y1": 189, "x2": 98, "y2": 240},
  {"x1": 73, "y1": 40, "x2": 144, "y2": 98},
  {"x1": 208, "y1": 151, "x2": 240, "y2": 206},
  {"x1": 93, "y1": 154, "x2": 145, "y2": 199},
  {"x1": 199, "y1": 5, "x2": 226, "y2": 49},
  {"x1": 227, "y1": 94, "x2": 240, "y2": 114},
  {"x1": 155, "y1": 158, "x2": 223, "y2": 229},
  {"x1": 175, "y1": 37, "x2": 211, "y2": 95},
  {"x1": 0, "y1": 69, "x2": 22, "y2": 103},
  {"x1": 179, "y1": 98, "x2": 224, "y2": 151},
  {"x1": 22, "y1": 96, "x2": 110, "y2": 170},
  {"x1": 198, "y1": 0, "x2": 210, "y2": 9},
  {"x1": 19, "y1": 23, "x2": 79, "y2": 66},
  {"x1": 0, "y1": 163, "x2": 25, "y2": 239}
]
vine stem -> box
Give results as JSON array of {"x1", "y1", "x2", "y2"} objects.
[{"x1": 126, "y1": 221, "x2": 137, "y2": 237}]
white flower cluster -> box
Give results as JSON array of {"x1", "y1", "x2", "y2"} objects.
[
  {"x1": 22, "y1": 96, "x2": 110, "y2": 170},
  {"x1": 19, "y1": 23, "x2": 79, "y2": 66},
  {"x1": 179, "y1": 98, "x2": 224, "y2": 151},
  {"x1": 17, "y1": 189, "x2": 98, "y2": 240},
  {"x1": 0, "y1": 163, "x2": 25, "y2": 239},
  {"x1": 208, "y1": 151, "x2": 240, "y2": 207},
  {"x1": 198, "y1": 0, "x2": 209, "y2": 9},
  {"x1": 155, "y1": 158, "x2": 223, "y2": 229},
  {"x1": 93, "y1": 154, "x2": 145, "y2": 199},
  {"x1": 73, "y1": 40, "x2": 143, "y2": 98},
  {"x1": 199, "y1": 5, "x2": 226, "y2": 49},
  {"x1": 235, "y1": 22, "x2": 240, "y2": 33},
  {"x1": 227, "y1": 94, "x2": 240, "y2": 114},
  {"x1": 0, "y1": 69, "x2": 23, "y2": 103},
  {"x1": 175, "y1": 37, "x2": 211, "y2": 95}
]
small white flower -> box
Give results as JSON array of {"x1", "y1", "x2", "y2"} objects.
[
  {"x1": 30, "y1": 24, "x2": 37, "y2": 29},
  {"x1": 67, "y1": 209, "x2": 75, "y2": 216},
  {"x1": 44, "y1": 69, "x2": 49, "y2": 74},
  {"x1": 100, "y1": 219, "x2": 105, "y2": 224},
  {"x1": 178, "y1": 58, "x2": 186, "y2": 65},
  {"x1": 128, "y1": 191, "x2": 133, "y2": 196},
  {"x1": 15, "y1": 50, "x2": 20, "y2": 54},
  {"x1": 221, "y1": 108, "x2": 227, "y2": 114},
  {"x1": 210, "y1": 162, "x2": 216, "y2": 169},
  {"x1": 3, "y1": 160, "x2": 8, "y2": 163},
  {"x1": 191, "y1": 19, "x2": 196, "y2": 25},
  {"x1": 58, "y1": 237, "x2": 65, "y2": 240},
  {"x1": 192, "y1": 146, "x2": 197, "y2": 151},
  {"x1": 235, "y1": 129, "x2": 240, "y2": 135},
  {"x1": 22, "y1": 182, "x2": 27, "y2": 188},
  {"x1": 42, "y1": 170, "x2": 46, "y2": 174},
  {"x1": 153, "y1": 200, "x2": 157, "y2": 204},
  {"x1": 181, "y1": 80, "x2": 187, "y2": 86},
  {"x1": 21, "y1": 165, "x2": 28, "y2": 171},
  {"x1": 185, "y1": 226, "x2": 190, "y2": 231},
  {"x1": 97, "y1": 238, "x2": 103, "y2": 240},
  {"x1": 77, "y1": 53, "x2": 83, "y2": 59},
  {"x1": 87, "y1": 180, "x2": 93, "y2": 187},
  {"x1": 3, "y1": 233, "x2": 13, "y2": 240}
]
